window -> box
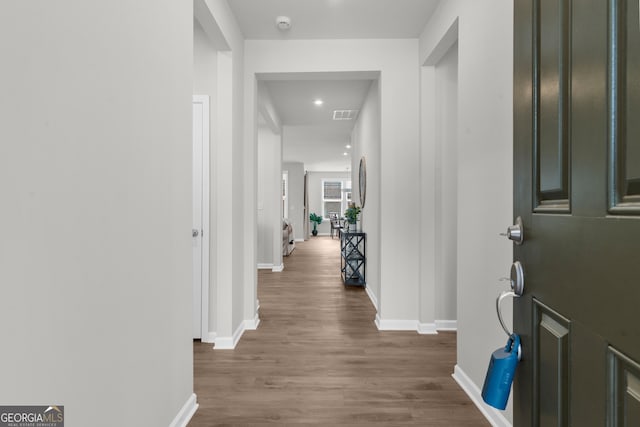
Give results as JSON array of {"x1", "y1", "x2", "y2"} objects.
[
  {"x1": 322, "y1": 179, "x2": 352, "y2": 219},
  {"x1": 282, "y1": 171, "x2": 288, "y2": 219}
]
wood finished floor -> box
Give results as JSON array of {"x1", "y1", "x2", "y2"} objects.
[{"x1": 190, "y1": 236, "x2": 489, "y2": 426}]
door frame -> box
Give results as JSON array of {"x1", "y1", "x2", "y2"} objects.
[{"x1": 193, "y1": 94, "x2": 210, "y2": 340}]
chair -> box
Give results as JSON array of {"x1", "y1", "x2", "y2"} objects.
[{"x1": 329, "y1": 213, "x2": 343, "y2": 239}]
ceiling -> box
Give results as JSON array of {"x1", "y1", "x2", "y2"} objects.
[
  {"x1": 234, "y1": 0, "x2": 439, "y2": 171},
  {"x1": 267, "y1": 78, "x2": 373, "y2": 171},
  {"x1": 228, "y1": 0, "x2": 439, "y2": 40},
  {"x1": 264, "y1": 79, "x2": 372, "y2": 128}
]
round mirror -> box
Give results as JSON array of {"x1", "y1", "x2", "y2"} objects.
[{"x1": 359, "y1": 156, "x2": 366, "y2": 208}]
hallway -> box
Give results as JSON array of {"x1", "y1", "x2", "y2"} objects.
[{"x1": 189, "y1": 237, "x2": 489, "y2": 426}]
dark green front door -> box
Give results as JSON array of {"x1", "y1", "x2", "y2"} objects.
[{"x1": 513, "y1": 0, "x2": 640, "y2": 425}]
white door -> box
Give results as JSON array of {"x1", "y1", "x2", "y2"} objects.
[{"x1": 192, "y1": 95, "x2": 210, "y2": 339}]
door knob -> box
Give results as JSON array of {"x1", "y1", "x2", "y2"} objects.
[
  {"x1": 496, "y1": 261, "x2": 525, "y2": 343},
  {"x1": 501, "y1": 216, "x2": 524, "y2": 245},
  {"x1": 510, "y1": 261, "x2": 524, "y2": 296},
  {"x1": 192, "y1": 229, "x2": 199, "y2": 237}
]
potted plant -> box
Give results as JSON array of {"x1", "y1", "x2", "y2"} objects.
[
  {"x1": 344, "y1": 203, "x2": 361, "y2": 231},
  {"x1": 309, "y1": 213, "x2": 323, "y2": 236}
]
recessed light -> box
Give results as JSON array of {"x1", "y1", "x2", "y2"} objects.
[
  {"x1": 345, "y1": 144, "x2": 351, "y2": 149},
  {"x1": 314, "y1": 99, "x2": 323, "y2": 106},
  {"x1": 343, "y1": 152, "x2": 348, "y2": 156}
]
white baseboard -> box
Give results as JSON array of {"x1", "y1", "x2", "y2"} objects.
[
  {"x1": 417, "y1": 322, "x2": 438, "y2": 334},
  {"x1": 257, "y1": 263, "x2": 273, "y2": 270},
  {"x1": 365, "y1": 286, "x2": 378, "y2": 310},
  {"x1": 168, "y1": 393, "x2": 198, "y2": 427},
  {"x1": 272, "y1": 264, "x2": 284, "y2": 272},
  {"x1": 214, "y1": 313, "x2": 260, "y2": 350},
  {"x1": 435, "y1": 319, "x2": 458, "y2": 331},
  {"x1": 375, "y1": 317, "x2": 442, "y2": 335},
  {"x1": 202, "y1": 332, "x2": 216, "y2": 344},
  {"x1": 375, "y1": 317, "x2": 419, "y2": 331},
  {"x1": 245, "y1": 313, "x2": 260, "y2": 330},
  {"x1": 213, "y1": 336, "x2": 234, "y2": 349},
  {"x1": 214, "y1": 321, "x2": 244, "y2": 350},
  {"x1": 295, "y1": 238, "x2": 304, "y2": 242},
  {"x1": 452, "y1": 365, "x2": 512, "y2": 427}
]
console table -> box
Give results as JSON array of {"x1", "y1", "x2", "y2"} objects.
[{"x1": 340, "y1": 230, "x2": 366, "y2": 286}]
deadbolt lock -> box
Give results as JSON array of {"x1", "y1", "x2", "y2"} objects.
[{"x1": 501, "y1": 216, "x2": 524, "y2": 245}]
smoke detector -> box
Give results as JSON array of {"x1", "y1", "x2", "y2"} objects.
[{"x1": 275, "y1": 16, "x2": 292, "y2": 31}]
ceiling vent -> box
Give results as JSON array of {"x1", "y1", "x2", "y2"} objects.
[{"x1": 332, "y1": 110, "x2": 359, "y2": 120}]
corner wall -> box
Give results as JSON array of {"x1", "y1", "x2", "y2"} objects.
[
  {"x1": 0, "y1": 1, "x2": 194, "y2": 425},
  {"x1": 420, "y1": 1, "x2": 514, "y2": 424},
  {"x1": 434, "y1": 41, "x2": 459, "y2": 325},
  {"x1": 350, "y1": 80, "x2": 382, "y2": 310},
  {"x1": 196, "y1": 0, "x2": 255, "y2": 348},
  {"x1": 257, "y1": 126, "x2": 283, "y2": 269}
]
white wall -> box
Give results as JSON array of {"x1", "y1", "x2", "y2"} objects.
[
  {"x1": 257, "y1": 82, "x2": 284, "y2": 270},
  {"x1": 257, "y1": 125, "x2": 283, "y2": 269},
  {"x1": 0, "y1": 1, "x2": 194, "y2": 426},
  {"x1": 434, "y1": 41, "x2": 458, "y2": 324},
  {"x1": 420, "y1": 1, "x2": 514, "y2": 424},
  {"x1": 307, "y1": 171, "x2": 350, "y2": 236},
  {"x1": 245, "y1": 39, "x2": 421, "y2": 327},
  {"x1": 350, "y1": 80, "x2": 382, "y2": 310},
  {"x1": 195, "y1": 0, "x2": 256, "y2": 348},
  {"x1": 283, "y1": 162, "x2": 305, "y2": 241}
]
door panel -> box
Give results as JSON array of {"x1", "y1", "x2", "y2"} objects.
[
  {"x1": 534, "y1": 301, "x2": 570, "y2": 426},
  {"x1": 514, "y1": 0, "x2": 640, "y2": 425},
  {"x1": 611, "y1": 0, "x2": 640, "y2": 212},
  {"x1": 623, "y1": 0, "x2": 640, "y2": 196},
  {"x1": 609, "y1": 347, "x2": 640, "y2": 426},
  {"x1": 537, "y1": 0, "x2": 570, "y2": 207}
]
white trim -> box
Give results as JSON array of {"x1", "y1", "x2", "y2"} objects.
[
  {"x1": 193, "y1": 95, "x2": 210, "y2": 342},
  {"x1": 282, "y1": 170, "x2": 289, "y2": 219},
  {"x1": 375, "y1": 318, "x2": 419, "y2": 331},
  {"x1": 375, "y1": 313, "x2": 382, "y2": 330},
  {"x1": 168, "y1": 393, "x2": 198, "y2": 427},
  {"x1": 435, "y1": 319, "x2": 458, "y2": 331},
  {"x1": 294, "y1": 238, "x2": 305, "y2": 242},
  {"x1": 244, "y1": 312, "x2": 261, "y2": 330},
  {"x1": 272, "y1": 264, "x2": 284, "y2": 272},
  {"x1": 257, "y1": 263, "x2": 273, "y2": 270},
  {"x1": 452, "y1": 365, "x2": 512, "y2": 427},
  {"x1": 365, "y1": 286, "x2": 379, "y2": 310},
  {"x1": 374, "y1": 317, "x2": 439, "y2": 335},
  {"x1": 231, "y1": 322, "x2": 245, "y2": 347},
  {"x1": 214, "y1": 336, "x2": 234, "y2": 350},
  {"x1": 202, "y1": 332, "x2": 216, "y2": 344},
  {"x1": 417, "y1": 322, "x2": 438, "y2": 334},
  {"x1": 214, "y1": 321, "x2": 245, "y2": 350}
]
